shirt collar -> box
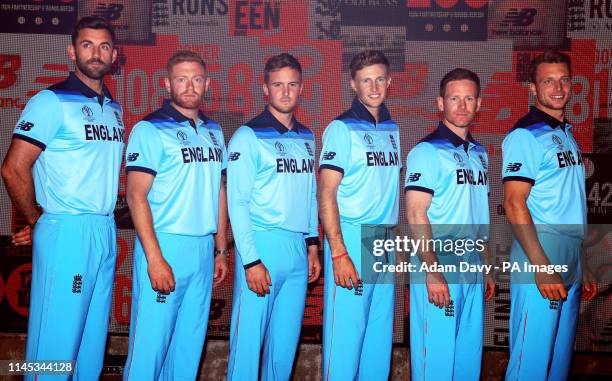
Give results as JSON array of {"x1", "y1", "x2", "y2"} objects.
[
  {"x1": 529, "y1": 106, "x2": 569, "y2": 130},
  {"x1": 262, "y1": 106, "x2": 302, "y2": 134},
  {"x1": 350, "y1": 97, "x2": 392, "y2": 124},
  {"x1": 437, "y1": 121, "x2": 477, "y2": 150},
  {"x1": 161, "y1": 99, "x2": 207, "y2": 128},
  {"x1": 67, "y1": 71, "x2": 113, "y2": 101}
]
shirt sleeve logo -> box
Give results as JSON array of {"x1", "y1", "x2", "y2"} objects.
[
  {"x1": 17, "y1": 120, "x2": 34, "y2": 131},
  {"x1": 229, "y1": 152, "x2": 241, "y2": 161},
  {"x1": 505, "y1": 162, "x2": 523, "y2": 172},
  {"x1": 322, "y1": 151, "x2": 336, "y2": 160},
  {"x1": 408, "y1": 173, "x2": 422, "y2": 182},
  {"x1": 127, "y1": 153, "x2": 139, "y2": 162}
]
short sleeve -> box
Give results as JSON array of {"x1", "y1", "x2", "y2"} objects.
[
  {"x1": 125, "y1": 121, "x2": 163, "y2": 176},
  {"x1": 502, "y1": 128, "x2": 542, "y2": 185},
  {"x1": 404, "y1": 142, "x2": 440, "y2": 195},
  {"x1": 319, "y1": 120, "x2": 351, "y2": 174},
  {"x1": 13, "y1": 90, "x2": 63, "y2": 150}
]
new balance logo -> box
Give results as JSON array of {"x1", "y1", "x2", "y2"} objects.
[
  {"x1": 156, "y1": 292, "x2": 167, "y2": 303},
  {"x1": 72, "y1": 274, "x2": 83, "y2": 293},
  {"x1": 445, "y1": 300, "x2": 455, "y2": 317},
  {"x1": 500, "y1": 8, "x2": 537, "y2": 27},
  {"x1": 322, "y1": 151, "x2": 336, "y2": 160},
  {"x1": 549, "y1": 300, "x2": 559, "y2": 310},
  {"x1": 505, "y1": 163, "x2": 522, "y2": 172},
  {"x1": 17, "y1": 121, "x2": 34, "y2": 131},
  {"x1": 229, "y1": 152, "x2": 241, "y2": 161},
  {"x1": 93, "y1": 3, "x2": 124, "y2": 21},
  {"x1": 127, "y1": 153, "x2": 139, "y2": 162},
  {"x1": 408, "y1": 173, "x2": 421, "y2": 182}
]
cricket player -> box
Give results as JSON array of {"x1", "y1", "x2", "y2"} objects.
[
  {"x1": 122, "y1": 51, "x2": 228, "y2": 380},
  {"x1": 226, "y1": 53, "x2": 320, "y2": 381},
  {"x1": 1, "y1": 17, "x2": 123, "y2": 380},
  {"x1": 503, "y1": 50, "x2": 597, "y2": 381},
  {"x1": 405, "y1": 68, "x2": 495, "y2": 381},
  {"x1": 319, "y1": 50, "x2": 401, "y2": 380}
]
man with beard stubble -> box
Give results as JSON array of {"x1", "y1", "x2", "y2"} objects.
[
  {"x1": 122, "y1": 51, "x2": 229, "y2": 380},
  {"x1": 1, "y1": 17, "x2": 124, "y2": 380}
]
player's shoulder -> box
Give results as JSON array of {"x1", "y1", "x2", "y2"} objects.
[
  {"x1": 416, "y1": 129, "x2": 453, "y2": 151},
  {"x1": 141, "y1": 108, "x2": 178, "y2": 130},
  {"x1": 333, "y1": 108, "x2": 365, "y2": 129},
  {"x1": 131, "y1": 110, "x2": 169, "y2": 135},
  {"x1": 409, "y1": 139, "x2": 439, "y2": 156},
  {"x1": 508, "y1": 112, "x2": 550, "y2": 138},
  {"x1": 230, "y1": 124, "x2": 258, "y2": 141},
  {"x1": 240, "y1": 112, "x2": 277, "y2": 138},
  {"x1": 295, "y1": 121, "x2": 315, "y2": 140},
  {"x1": 322, "y1": 118, "x2": 351, "y2": 137},
  {"x1": 25, "y1": 88, "x2": 61, "y2": 107},
  {"x1": 204, "y1": 116, "x2": 221, "y2": 130}
]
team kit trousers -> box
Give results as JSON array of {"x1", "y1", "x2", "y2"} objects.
[
  {"x1": 25, "y1": 213, "x2": 117, "y2": 381},
  {"x1": 505, "y1": 233, "x2": 582, "y2": 381},
  {"x1": 226, "y1": 229, "x2": 308, "y2": 381},
  {"x1": 322, "y1": 223, "x2": 395, "y2": 381},
  {"x1": 409, "y1": 250, "x2": 485, "y2": 381},
  {"x1": 123, "y1": 233, "x2": 214, "y2": 381}
]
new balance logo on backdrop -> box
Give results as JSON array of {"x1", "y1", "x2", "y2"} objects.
[{"x1": 500, "y1": 8, "x2": 537, "y2": 27}]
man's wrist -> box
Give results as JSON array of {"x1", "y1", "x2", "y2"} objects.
[
  {"x1": 26, "y1": 207, "x2": 42, "y2": 226},
  {"x1": 214, "y1": 248, "x2": 230, "y2": 258},
  {"x1": 305, "y1": 237, "x2": 319, "y2": 247}
]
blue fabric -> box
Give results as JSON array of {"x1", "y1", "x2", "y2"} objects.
[
  {"x1": 505, "y1": 233, "x2": 582, "y2": 381},
  {"x1": 502, "y1": 107, "x2": 586, "y2": 239},
  {"x1": 123, "y1": 233, "x2": 214, "y2": 381},
  {"x1": 226, "y1": 229, "x2": 308, "y2": 381},
  {"x1": 319, "y1": 99, "x2": 402, "y2": 225},
  {"x1": 226, "y1": 108, "x2": 317, "y2": 267},
  {"x1": 405, "y1": 122, "x2": 490, "y2": 238},
  {"x1": 409, "y1": 271, "x2": 484, "y2": 381},
  {"x1": 14, "y1": 72, "x2": 124, "y2": 215},
  {"x1": 125, "y1": 100, "x2": 227, "y2": 236},
  {"x1": 25, "y1": 213, "x2": 116, "y2": 381},
  {"x1": 322, "y1": 223, "x2": 395, "y2": 381}
]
